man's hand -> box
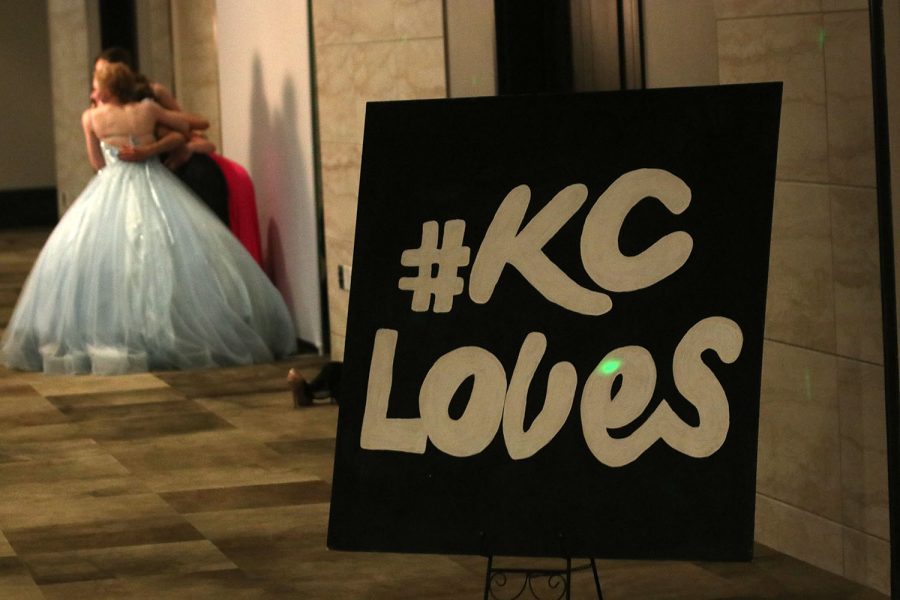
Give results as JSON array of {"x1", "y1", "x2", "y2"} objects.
[{"x1": 117, "y1": 145, "x2": 151, "y2": 162}]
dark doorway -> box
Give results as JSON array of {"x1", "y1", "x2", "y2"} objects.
[
  {"x1": 494, "y1": 0, "x2": 574, "y2": 95},
  {"x1": 99, "y1": 0, "x2": 138, "y2": 69}
]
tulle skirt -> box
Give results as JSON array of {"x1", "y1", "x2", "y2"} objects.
[{"x1": 0, "y1": 158, "x2": 297, "y2": 375}]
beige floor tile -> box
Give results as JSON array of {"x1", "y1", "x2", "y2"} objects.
[
  {"x1": 0, "y1": 422, "x2": 87, "y2": 444},
  {"x1": 0, "y1": 393, "x2": 69, "y2": 427},
  {"x1": 39, "y1": 569, "x2": 294, "y2": 600},
  {"x1": 185, "y1": 503, "x2": 330, "y2": 543},
  {"x1": 0, "y1": 474, "x2": 151, "y2": 506},
  {"x1": 0, "y1": 530, "x2": 14, "y2": 558},
  {"x1": 22, "y1": 540, "x2": 236, "y2": 585},
  {"x1": 159, "y1": 480, "x2": 331, "y2": 513},
  {"x1": 29, "y1": 372, "x2": 169, "y2": 397},
  {"x1": 0, "y1": 449, "x2": 129, "y2": 492},
  {"x1": 47, "y1": 386, "x2": 188, "y2": 410},
  {"x1": 0, "y1": 556, "x2": 45, "y2": 600},
  {"x1": 139, "y1": 466, "x2": 319, "y2": 495},
  {"x1": 98, "y1": 429, "x2": 321, "y2": 492},
  {"x1": 4, "y1": 513, "x2": 205, "y2": 555},
  {"x1": 0, "y1": 491, "x2": 180, "y2": 531},
  {"x1": 196, "y1": 392, "x2": 339, "y2": 442}
]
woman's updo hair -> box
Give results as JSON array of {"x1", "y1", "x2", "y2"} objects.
[
  {"x1": 95, "y1": 62, "x2": 136, "y2": 103},
  {"x1": 95, "y1": 47, "x2": 156, "y2": 101}
]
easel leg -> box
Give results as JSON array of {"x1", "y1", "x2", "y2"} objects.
[
  {"x1": 483, "y1": 555, "x2": 493, "y2": 600},
  {"x1": 590, "y1": 558, "x2": 603, "y2": 599},
  {"x1": 482, "y1": 554, "x2": 603, "y2": 599}
]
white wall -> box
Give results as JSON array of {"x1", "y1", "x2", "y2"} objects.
[
  {"x1": 215, "y1": 0, "x2": 323, "y2": 351},
  {"x1": 0, "y1": 0, "x2": 55, "y2": 190}
]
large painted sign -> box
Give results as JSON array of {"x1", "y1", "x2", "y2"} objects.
[{"x1": 328, "y1": 84, "x2": 782, "y2": 560}]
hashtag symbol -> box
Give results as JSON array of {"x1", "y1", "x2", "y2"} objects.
[{"x1": 398, "y1": 220, "x2": 470, "y2": 313}]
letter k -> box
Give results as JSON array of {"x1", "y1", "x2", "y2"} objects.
[{"x1": 469, "y1": 184, "x2": 612, "y2": 315}]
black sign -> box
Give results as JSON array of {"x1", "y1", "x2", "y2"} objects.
[{"x1": 328, "y1": 84, "x2": 782, "y2": 560}]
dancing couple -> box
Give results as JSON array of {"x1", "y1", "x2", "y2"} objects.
[{"x1": 0, "y1": 60, "x2": 297, "y2": 375}]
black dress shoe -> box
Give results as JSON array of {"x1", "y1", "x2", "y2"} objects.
[
  {"x1": 307, "y1": 361, "x2": 342, "y2": 403},
  {"x1": 288, "y1": 368, "x2": 313, "y2": 407}
]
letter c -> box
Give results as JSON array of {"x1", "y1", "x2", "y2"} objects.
[{"x1": 581, "y1": 168, "x2": 693, "y2": 292}]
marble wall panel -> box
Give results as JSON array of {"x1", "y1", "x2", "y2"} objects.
[
  {"x1": 822, "y1": 0, "x2": 868, "y2": 11},
  {"x1": 843, "y1": 527, "x2": 891, "y2": 595},
  {"x1": 718, "y1": 14, "x2": 828, "y2": 183},
  {"x1": 346, "y1": 0, "x2": 398, "y2": 43},
  {"x1": 316, "y1": 39, "x2": 444, "y2": 147},
  {"x1": 330, "y1": 332, "x2": 346, "y2": 362},
  {"x1": 824, "y1": 10, "x2": 875, "y2": 187},
  {"x1": 135, "y1": 0, "x2": 174, "y2": 92},
  {"x1": 394, "y1": 0, "x2": 444, "y2": 39},
  {"x1": 170, "y1": 0, "x2": 221, "y2": 149},
  {"x1": 325, "y1": 230, "x2": 354, "y2": 357},
  {"x1": 323, "y1": 194, "x2": 358, "y2": 255},
  {"x1": 47, "y1": 0, "x2": 95, "y2": 215},
  {"x1": 312, "y1": 0, "x2": 352, "y2": 45},
  {"x1": 314, "y1": 0, "x2": 442, "y2": 45},
  {"x1": 352, "y1": 42, "x2": 401, "y2": 104},
  {"x1": 323, "y1": 192, "x2": 357, "y2": 327},
  {"x1": 754, "y1": 493, "x2": 844, "y2": 574},
  {"x1": 717, "y1": 17, "x2": 769, "y2": 85},
  {"x1": 325, "y1": 297, "x2": 348, "y2": 362},
  {"x1": 757, "y1": 341, "x2": 842, "y2": 521},
  {"x1": 320, "y1": 142, "x2": 362, "y2": 200},
  {"x1": 715, "y1": 0, "x2": 821, "y2": 19},
  {"x1": 769, "y1": 14, "x2": 830, "y2": 183},
  {"x1": 396, "y1": 38, "x2": 447, "y2": 99},
  {"x1": 718, "y1": 3, "x2": 889, "y2": 591},
  {"x1": 315, "y1": 44, "x2": 358, "y2": 144},
  {"x1": 838, "y1": 358, "x2": 889, "y2": 538},
  {"x1": 313, "y1": 0, "x2": 446, "y2": 354},
  {"x1": 831, "y1": 186, "x2": 882, "y2": 363},
  {"x1": 764, "y1": 182, "x2": 835, "y2": 352}
]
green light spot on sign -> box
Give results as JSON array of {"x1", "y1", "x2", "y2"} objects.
[{"x1": 596, "y1": 358, "x2": 621, "y2": 376}]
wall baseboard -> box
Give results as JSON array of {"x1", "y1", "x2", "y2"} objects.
[{"x1": 0, "y1": 187, "x2": 58, "y2": 229}]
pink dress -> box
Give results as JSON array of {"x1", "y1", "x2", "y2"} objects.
[{"x1": 209, "y1": 153, "x2": 264, "y2": 267}]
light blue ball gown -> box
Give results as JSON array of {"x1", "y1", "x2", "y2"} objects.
[{"x1": 0, "y1": 141, "x2": 297, "y2": 375}]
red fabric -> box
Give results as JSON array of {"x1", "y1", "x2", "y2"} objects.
[{"x1": 209, "y1": 153, "x2": 263, "y2": 267}]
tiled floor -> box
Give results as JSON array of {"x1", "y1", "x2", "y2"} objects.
[{"x1": 0, "y1": 228, "x2": 890, "y2": 599}]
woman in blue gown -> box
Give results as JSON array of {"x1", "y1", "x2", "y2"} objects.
[{"x1": 0, "y1": 62, "x2": 297, "y2": 375}]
